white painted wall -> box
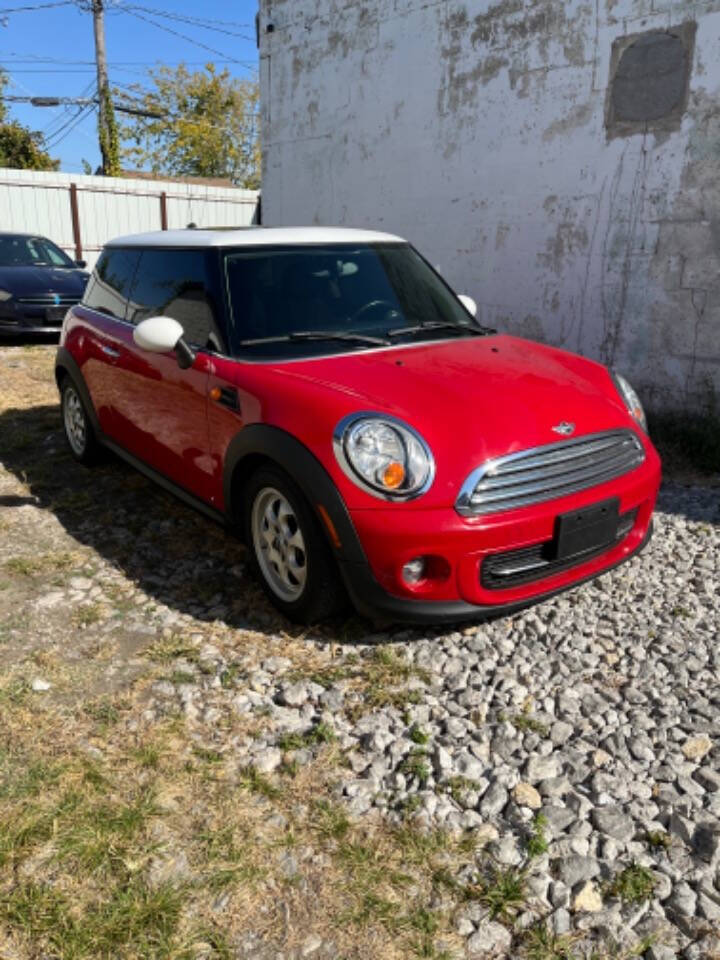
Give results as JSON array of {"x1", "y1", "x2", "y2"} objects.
[
  {"x1": 260, "y1": 0, "x2": 720, "y2": 412},
  {"x1": 0, "y1": 168, "x2": 259, "y2": 269}
]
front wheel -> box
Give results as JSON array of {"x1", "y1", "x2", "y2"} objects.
[{"x1": 244, "y1": 466, "x2": 347, "y2": 624}]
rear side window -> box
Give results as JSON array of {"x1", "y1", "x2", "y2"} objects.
[
  {"x1": 83, "y1": 248, "x2": 140, "y2": 319},
  {"x1": 125, "y1": 249, "x2": 222, "y2": 351}
]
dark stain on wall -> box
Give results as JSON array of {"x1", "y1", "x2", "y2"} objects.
[{"x1": 606, "y1": 22, "x2": 696, "y2": 139}]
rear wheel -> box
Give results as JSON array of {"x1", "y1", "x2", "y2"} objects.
[
  {"x1": 244, "y1": 466, "x2": 347, "y2": 623},
  {"x1": 61, "y1": 378, "x2": 100, "y2": 465}
]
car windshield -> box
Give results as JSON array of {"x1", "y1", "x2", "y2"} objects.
[
  {"x1": 0, "y1": 235, "x2": 75, "y2": 268},
  {"x1": 224, "y1": 242, "x2": 491, "y2": 359}
]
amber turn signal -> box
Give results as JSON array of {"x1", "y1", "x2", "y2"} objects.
[
  {"x1": 382, "y1": 461, "x2": 405, "y2": 489},
  {"x1": 209, "y1": 387, "x2": 222, "y2": 401}
]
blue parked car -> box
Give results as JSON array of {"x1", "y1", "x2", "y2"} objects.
[{"x1": 0, "y1": 232, "x2": 89, "y2": 336}]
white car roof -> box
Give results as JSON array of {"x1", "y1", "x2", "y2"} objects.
[{"x1": 105, "y1": 226, "x2": 406, "y2": 248}]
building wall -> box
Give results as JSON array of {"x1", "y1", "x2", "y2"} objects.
[
  {"x1": 0, "y1": 169, "x2": 259, "y2": 269},
  {"x1": 259, "y1": 0, "x2": 720, "y2": 413}
]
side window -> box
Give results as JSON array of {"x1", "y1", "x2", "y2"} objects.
[
  {"x1": 126, "y1": 249, "x2": 224, "y2": 352},
  {"x1": 83, "y1": 248, "x2": 140, "y2": 320}
]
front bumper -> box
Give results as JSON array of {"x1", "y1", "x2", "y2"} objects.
[
  {"x1": 341, "y1": 521, "x2": 653, "y2": 624},
  {"x1": 0, "y1": 302, "x2": 72, "y2": 335},
  {"x1": 338, "y1": 450, "x2": 660, "y2": 624}
]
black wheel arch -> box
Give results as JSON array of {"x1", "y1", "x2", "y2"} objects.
[{"x1": 223, "y1": 424, "x2": 367, "y2": 565}]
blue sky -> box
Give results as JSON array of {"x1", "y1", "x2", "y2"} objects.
[{"x1": 0, "y1": 0, "x2": 259, "y2": 173}]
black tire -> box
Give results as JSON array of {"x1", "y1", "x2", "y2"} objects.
[
  {"x1": 243, "y1": 465, "x2": 347, "y2": 624},
  {"x1": 60, "y1": 377, "x2": 101, "y2": 465}
]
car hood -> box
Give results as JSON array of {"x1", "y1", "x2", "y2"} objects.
[
  {"x1": 0, "y1": 265, "x2": 88, "y2": 297},
  {"x1": 268, "y1": 334, "x2": 633, "y2": 474}
]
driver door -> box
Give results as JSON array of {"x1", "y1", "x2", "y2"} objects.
[{"x1": 108, "y1": 248, "x2": 222, "y2": 505}]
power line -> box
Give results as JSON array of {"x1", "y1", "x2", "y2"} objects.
[
  {"x1": 2, "y1": 92, "x2": 165, "y2": 116},
  {"x1": 0, "y1": 52, "x2": 257, "y2": 66},
  {"x1": 45, "y1": 101, "x2": 95, "y2": 147},
  {"x1": 0, "y1": 1, "x2": 74, "y2": 11},
  {"x1": 111, "y1": 3, "x2": 253, "y2": 40},
  {"x1": 3, "y1": 69, "x2": 97, "y2": 145},
  {"x1": 40, "y1": 77, "x2": 95, "y2": 135},
  {"x1": 114, "y1": 6, "x2": 248, "y2": 65},
  {"x1": 110, "y1": 3, "x2": 251, "y2": 29}
]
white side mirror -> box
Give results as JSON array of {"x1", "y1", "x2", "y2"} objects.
[
  {"x1": 134, "y1": 316, "x2": 184, "y2": 353},
  {"x1": 458, "y1": 294, "x2": 477, "y2": 318}
]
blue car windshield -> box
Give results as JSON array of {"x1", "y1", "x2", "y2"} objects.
[
  {"x1": 0, "y1": 235, "x2": 75, "y2": 268},
  {"x1": 223, "y1": 242, "x2": 488, "y2": 359}
]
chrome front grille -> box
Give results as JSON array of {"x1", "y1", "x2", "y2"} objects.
[{"x1": 456, "y1": 430, "x2": 646, "y2": 516}]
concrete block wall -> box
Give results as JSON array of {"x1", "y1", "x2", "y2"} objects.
[{"x1": 260, "y1": 0, "x2": 720, "y2": 412}]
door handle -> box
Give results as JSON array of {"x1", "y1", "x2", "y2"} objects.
[{"x1": 101, "y1": 345, "x2": 121, "y2": 358}]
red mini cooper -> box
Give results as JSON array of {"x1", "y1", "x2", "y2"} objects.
[{"x1": 56, "y1": 228, "x2": 661, "y2": 624}]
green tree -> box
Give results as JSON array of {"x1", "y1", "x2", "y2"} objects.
[
  {"x1": 120, "y1": 63, "x2": 260, "y2": 188},
  {"x1": 0, "y1": 72, "x2": 58, "y2": 171}
]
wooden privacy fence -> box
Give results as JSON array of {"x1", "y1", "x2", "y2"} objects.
[{"x1": 0, "y1": 168, "x2": 260, "y2": 268}]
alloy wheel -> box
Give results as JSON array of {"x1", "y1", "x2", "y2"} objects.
[
  {"x1": 63, "y1": 386, "x2": 87, "y2": 456},
  {"x1": 251, "y1": 486, "x2": 308, "y2": 602}
]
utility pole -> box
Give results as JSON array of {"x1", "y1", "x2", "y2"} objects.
[{"x1": 90, "y1": 0, "x2": 118, "y2": 175}]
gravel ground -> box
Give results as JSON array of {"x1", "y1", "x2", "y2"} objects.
[
  {"x1": 133, "y1": 486, "x2": 720, "y2": 959},
  {"x1": 1, "y1": 345, "x2": 719, "y2": 959}
]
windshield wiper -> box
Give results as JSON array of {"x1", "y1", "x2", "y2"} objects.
[
  {"x1": 239, "y1": 330, "x2": 390, "y2": 347},
  {"x1": 387, "y1": 320, "x2": 494, "y2": 338}
]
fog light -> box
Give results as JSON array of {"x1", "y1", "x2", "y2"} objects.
[{"x1": 402, "y1": 557, "x2": 426, "y2": 584}]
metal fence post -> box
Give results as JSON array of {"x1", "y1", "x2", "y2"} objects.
[
  {"x1": 69, "y1": 183, "x2": 83, "y2": 261},
  {"x1": 160, "y1": 191, "x2": 168, "y2": 230}
]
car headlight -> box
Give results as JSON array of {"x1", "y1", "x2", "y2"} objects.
[
  {"x1": 612, "y1": 371, "x2": 647, "y2": 432},
  {"x1": 0, "y1": 289, "x2": 13, "y2": 302},
  {"x1": 333, "y1": 413, "x2": 435, "y2": 499}
]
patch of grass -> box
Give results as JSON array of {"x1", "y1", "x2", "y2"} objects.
[
  {"x1": 83, "y1": 698, "x2": 121, "y2": 727},
  {"x1": 341, "y1": 890, "x2": 402, "y2": 930},
  {"x1": 646, "y1": 829, "x2": 671, "y2": 852},
  {"x1": 502, "y1": 712, "x2": 549, "y2": 736},
  {"x1": 193, "y1": 746, "x2": 224, "y2": 765},
  {"x1": 350, "y1": 648, "x2": 430, "y2": 717},
  {"x1": 296, "y1": 664, "x2": 352, "y2": 688},
  {"x1": 0, "y1": 876, "x2": 186, "y2": 958},
  {"x1": 605, "y1": 863, "x2": 655, "y2": 904},
  {"x1": 648, "y1": 408, "x2": 720, "y2": 475},
  {"x1": 313, "y1": 800, "x2": 350, "y2": 841},
  {"x1": 219, "y1": 663, "x2": 243, "y2": 688},
  {"x1": 526, "y1": 813, "x2": 549, "y2": 858},
  {"x1": 393, "y1": 826, "x2": 451, "y2": 867},
  {"x1": 395, "y1": 794, "x2": 423, "y2": 819},
  {"x1": 409, "y1": 725, "x2": 430, "y2": 745},
  {"x1": 169, "y1": 669, "x2": 196, "y2": 686},
  {"x1": 399, "y1": 748, "x2": 430, "y2": 787},
  {"x1": 238, "y1": 765, "x2": 280, "y2": 800},
  {"x1": 469, "y1": 865, "x2": 527, "y2": 923},
  {"x1": 0, "y1": 676, "x2": 31, "y2": 706},
  {"x1": 4, "y1": 551, "x2": 78, "y2": 577},
  {"x1": 521, "y1": 921, "x2": 579, "y2": 960},
  {"x1": 276, "y1": 721, "x2": 336, "y2": 752},
  {"x1": 72, "y1": 602, "x2": 105, "y2": 628},
  {"x1": 206, "y1": 863, "x2": 263, "y2": 892},
  {"x1": 670, "y1": 604, "x2": 692, "y2": 619},
  {"x1": 443, "y1": 776, "x2": 480, "y2": 806},
  {"x1": 133, "y1": 744, "x2": 162, "y2": 770},
  {"x1": 143, "y1": 635, "x2": 198, "y2": 663},
  {"x1": 54, "y1": 789, "x2": 159, "y2": 875},
  {"x1": 0, "y1": 754, "x2": 63, "y2": 801}
]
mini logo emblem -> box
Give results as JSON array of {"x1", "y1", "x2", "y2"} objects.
[
  {"x1": 552, "y1": 421, "x2": 575, "y2": 436},
  {"x1": 52, "y1": 293, "x2": 61, "y2": 305}
]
